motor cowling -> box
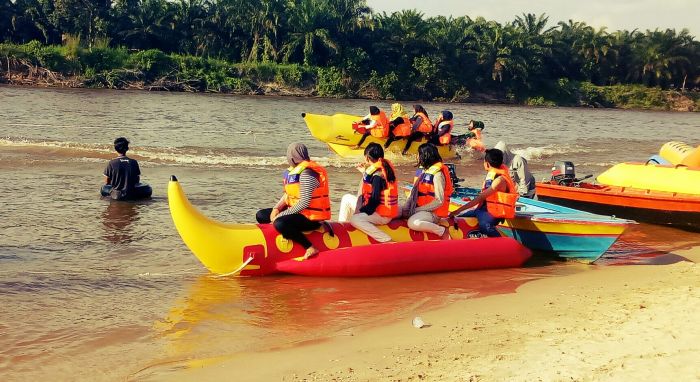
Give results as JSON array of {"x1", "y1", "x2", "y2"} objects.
[{"x1": 550, "y1": 161, "x2": 576, "y2": 186}]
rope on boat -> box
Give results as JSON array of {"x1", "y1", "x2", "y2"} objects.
[{"x1": 215, "y1": 255, "x2": 255, "y2": 278}]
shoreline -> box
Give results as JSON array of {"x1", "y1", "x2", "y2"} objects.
[
  {"x1": 142, "y1": 247, "x2": 700, "y2": 381},
  {"x1": 1, "y1": 76, "x2": 698, "y2": 113}
]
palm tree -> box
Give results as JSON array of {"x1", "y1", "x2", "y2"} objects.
[
  {"x1": 171, "y1": 0, "x2": 209, "y2": 55},
  {"x1": 371, "y1": 9, "x2": 431, "y2": 75},
  {"x1": 465, "y1": 19, "x2": 528, "y2": 86},
  {"x1": 0, "y1": 0, "x2": 14, "y2": 41},
  {"x1": 282, "y1": 0, "x2": 338, "y2": 66},
  {"x1": 116, "y1": 0, "x2": 176, "y2": 51},
  {"x1": 630, "y1": 29, "x2": 692, "y2": 88}
]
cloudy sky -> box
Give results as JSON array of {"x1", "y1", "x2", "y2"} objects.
[{"x1": 365, "y1": 0, "x2": 699, "y2": 37}]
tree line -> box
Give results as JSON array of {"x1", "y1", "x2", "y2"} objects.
[{"x1": 1, "y1": 0, "x2": 699, "y2": 102}]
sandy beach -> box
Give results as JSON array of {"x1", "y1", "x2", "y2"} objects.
[{"x1": 148, "y1": 247, "x2": 700, "y2": 382}]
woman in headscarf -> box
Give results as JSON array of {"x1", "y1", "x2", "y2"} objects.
[
  {"x1": 255, "y1": 143, "x2": 331, "y2": 259},
  {"x1": 383, "y1": 103, "x2": 413, "y2": 148}
]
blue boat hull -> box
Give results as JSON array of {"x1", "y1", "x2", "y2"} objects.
[{"x1": 497, "y1": 226, "x2": 620, "y2": 261}]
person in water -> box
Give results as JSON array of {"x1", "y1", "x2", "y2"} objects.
[
  {"x1": 494, "y1": 141, "x2": 536, "y2": 198},
  {"x1": 337, "y1": 143, "x2": 398, "y2": 242},
  {"x1": 352, "y1": 106, "x2": 389, "y2": 149},
  {"x1": 465, "y1": 120, "x2": 485, "y2": 151},
  {"x1": 401, "y1": 105, "x2": 433, "y2": 155},
  {"x1": 256, "y1": 142, "x2": 331, "y2": 259},
  {"x1": 103, "y1": 137, "x2": 142, "y2": 200},
  {"x1": 384, "y1": 103, "x2": 412, "y2": 148},
  {"x1": 430, "y1": 110, "x2": 455, "y2": 146},
  {"x1": 448, "y1": 148, "x2": 519, "y2": 237},
  {"x1": 402, "y1": 143, "x2": 454, "y2": 239}
]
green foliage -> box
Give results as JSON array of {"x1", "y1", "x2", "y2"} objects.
[
  {"x1": 235, "y1": 62, "x2": 312, "y2": 87},
  {"x1": 127, "y1": 49, "x2": 176, "y2": 79},
  {"x1": 598, "y1": 85, "x2": 669, "y2": 110},
  {"x1": 577, "y1": 82, "x2": 673, "y2": 109},
  {"x1": 368, "y1": 71, "x2": 401, "y2": 99},
  {"x1": 1, "y1": 0, "x2": 699, "y2": 107},
  {"x1": 450, "y1": 87, "x2": 471, "y2": 103},
  {"x1": 79, "y1": 47, "x2": 129, "y2": 72},
  {"x1": 175, "y1": 55, "x2": 237, "y2": 92},
  {"x1": 316, "y1": 67, "x2": 348, "y2": 97},
  {"x1": 525, "y1": 96, "x2": 557, "y2": 106},
  {"x1": 62, "y1": 35, "x2": 81, "y2": 59},
  {"x1": 0, "y1": 41, "x2": 80, "y2": 73},
  {"x1": 83, "y1": 69, "x2": 142, "y2": 89}
]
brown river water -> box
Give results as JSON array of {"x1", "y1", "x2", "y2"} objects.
[{"x1": 1, "y1": 86, "x2": 699, "y2": 381}]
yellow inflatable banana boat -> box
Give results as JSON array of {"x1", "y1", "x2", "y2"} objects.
[
  {"x1": 596, "y1": 162, "x2": 700, "y2": 195},
  {"x1": 168, "y1": 176, "x2": 490, "y2": 276},
  {"x1": 301, "y1": 113, "x2": 457, "y2": 158}
]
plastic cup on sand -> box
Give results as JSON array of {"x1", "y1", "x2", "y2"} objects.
[{"x1": 412, "y1": 316, "x2": 425, "y2": 328}]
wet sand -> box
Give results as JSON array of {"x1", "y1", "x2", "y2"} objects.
[{"x1": 154, "y1": 247, "x2": 700, "y2": 382}]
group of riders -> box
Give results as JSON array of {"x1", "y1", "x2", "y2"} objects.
[
  {"x1": 258, "y1": 138, "x2": 533, "y2": 260},
  {"x1": 103, "y1": 110, "x2": 534, "y2": 261},
  {"x1": 352, "y1": 104, "x2": 484, "y2": 154}
]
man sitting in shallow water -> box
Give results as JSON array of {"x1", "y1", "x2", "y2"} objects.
[{"x1": 103, "y1": 137, "x2": 145, "y2": 200}]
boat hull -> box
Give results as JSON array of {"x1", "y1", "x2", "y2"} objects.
[
  {"x1": 169, "y1": 177, "x2": 515, "y2": 276},
  {"x1": 449, "y1": 187, "x2": 632, "y2": 262},
  {"x1": 302, "y1": 113, "x2": 457, "y2": 158},
  {"x1": 276, "y1": 238, "x2": 531, "y2": 277},
  {"x1": 536, "y1": 182, "x2": 700, "y2": 231}
]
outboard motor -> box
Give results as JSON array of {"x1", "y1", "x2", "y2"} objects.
[
  {"x1": 445, "y1": 163, "x2": 464, "y2": 186},
  {"x1": 550, "y1": 161, "x2": 576, "y2": 186}
]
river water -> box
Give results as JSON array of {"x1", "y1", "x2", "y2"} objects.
[{"x1": 1, "y1": 86, "x2": 699, "y2": 381}]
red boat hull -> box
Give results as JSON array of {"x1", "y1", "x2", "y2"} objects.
[
  {"x1": 276, "y1": 238, "x2": 532, "y2": 277},
  {"x1": 536, "y1": 182, "x2": 700, "y2": 231}
]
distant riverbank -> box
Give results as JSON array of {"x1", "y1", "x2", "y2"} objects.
[{"x1": 2, "y1": 42, "x2": 698, "y2": 112}]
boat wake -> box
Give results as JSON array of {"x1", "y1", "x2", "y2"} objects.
[{"x1": 0, "y1": 137, "x2": 361, "y2": 168}]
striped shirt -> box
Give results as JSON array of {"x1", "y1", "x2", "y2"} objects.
[{"x1": 277, "y1": 169, "x2": 321, "y2": 217}]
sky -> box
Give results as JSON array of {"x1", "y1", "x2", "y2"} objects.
[{"x1": 366, "y1": 0, "x2": 700, "y2": 37}]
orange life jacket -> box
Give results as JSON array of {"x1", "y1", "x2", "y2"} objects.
[
  {"x1": 283, "y1": 160, "x2": 331, "y2": 221},
  {"x1": 482, "y1": 165, "x2": 518, "y2": 219},
  {"x1": 393, "y1": 117, "x2": 412, "y2": 137},
  {"x1": 414, "y1": 112, "x2": 433, "y2": 134},
  {"x1": 369, "y1": 111, "x2": 390, "y2": 138},
  {"x1": 413, "y1": 162, "x2": 454, "y2": 218},
  {"x1": 436, "y1": 119, "x2": 454, "y2": 145},
  {"x1": 361, "y1": 160, "x2": 398, "y2": 218},
  {"x1": 468, "y1": 128, "x2": 484, "y2": 151}
]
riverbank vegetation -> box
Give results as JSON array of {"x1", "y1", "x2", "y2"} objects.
[{"x1": 1, "y1": 0, "x2": 699, "y2": 110}]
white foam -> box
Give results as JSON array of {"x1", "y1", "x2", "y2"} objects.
[{"x1": 0, "y1": 137, "x2": 360, "y2": 168}]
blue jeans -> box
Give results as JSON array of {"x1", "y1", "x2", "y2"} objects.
[{"x1": 458, "y1": 206, "x2": 502, "y2": 237}]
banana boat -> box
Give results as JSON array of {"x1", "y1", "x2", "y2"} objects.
[
  {"x1": 168, "y1": 176, "x2": 531, "y2": 277},
  {"x1": 301, "y1": 113, "x2": 457, "y2": 158}
]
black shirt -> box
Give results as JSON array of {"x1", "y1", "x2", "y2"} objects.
[{"x1": 104, "y1": 156, "x2": 141, "y2": 193}]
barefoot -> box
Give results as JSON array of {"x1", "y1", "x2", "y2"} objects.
[
  {"x1": 303, "y1": 246, "x2": 320, "y2": 260},
  {"x1": 350, "y1": 145, "x2": 361, "y2": 150},
  {"x1": 440, "y1": 227, "x2": 452, "y2": 240}
]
